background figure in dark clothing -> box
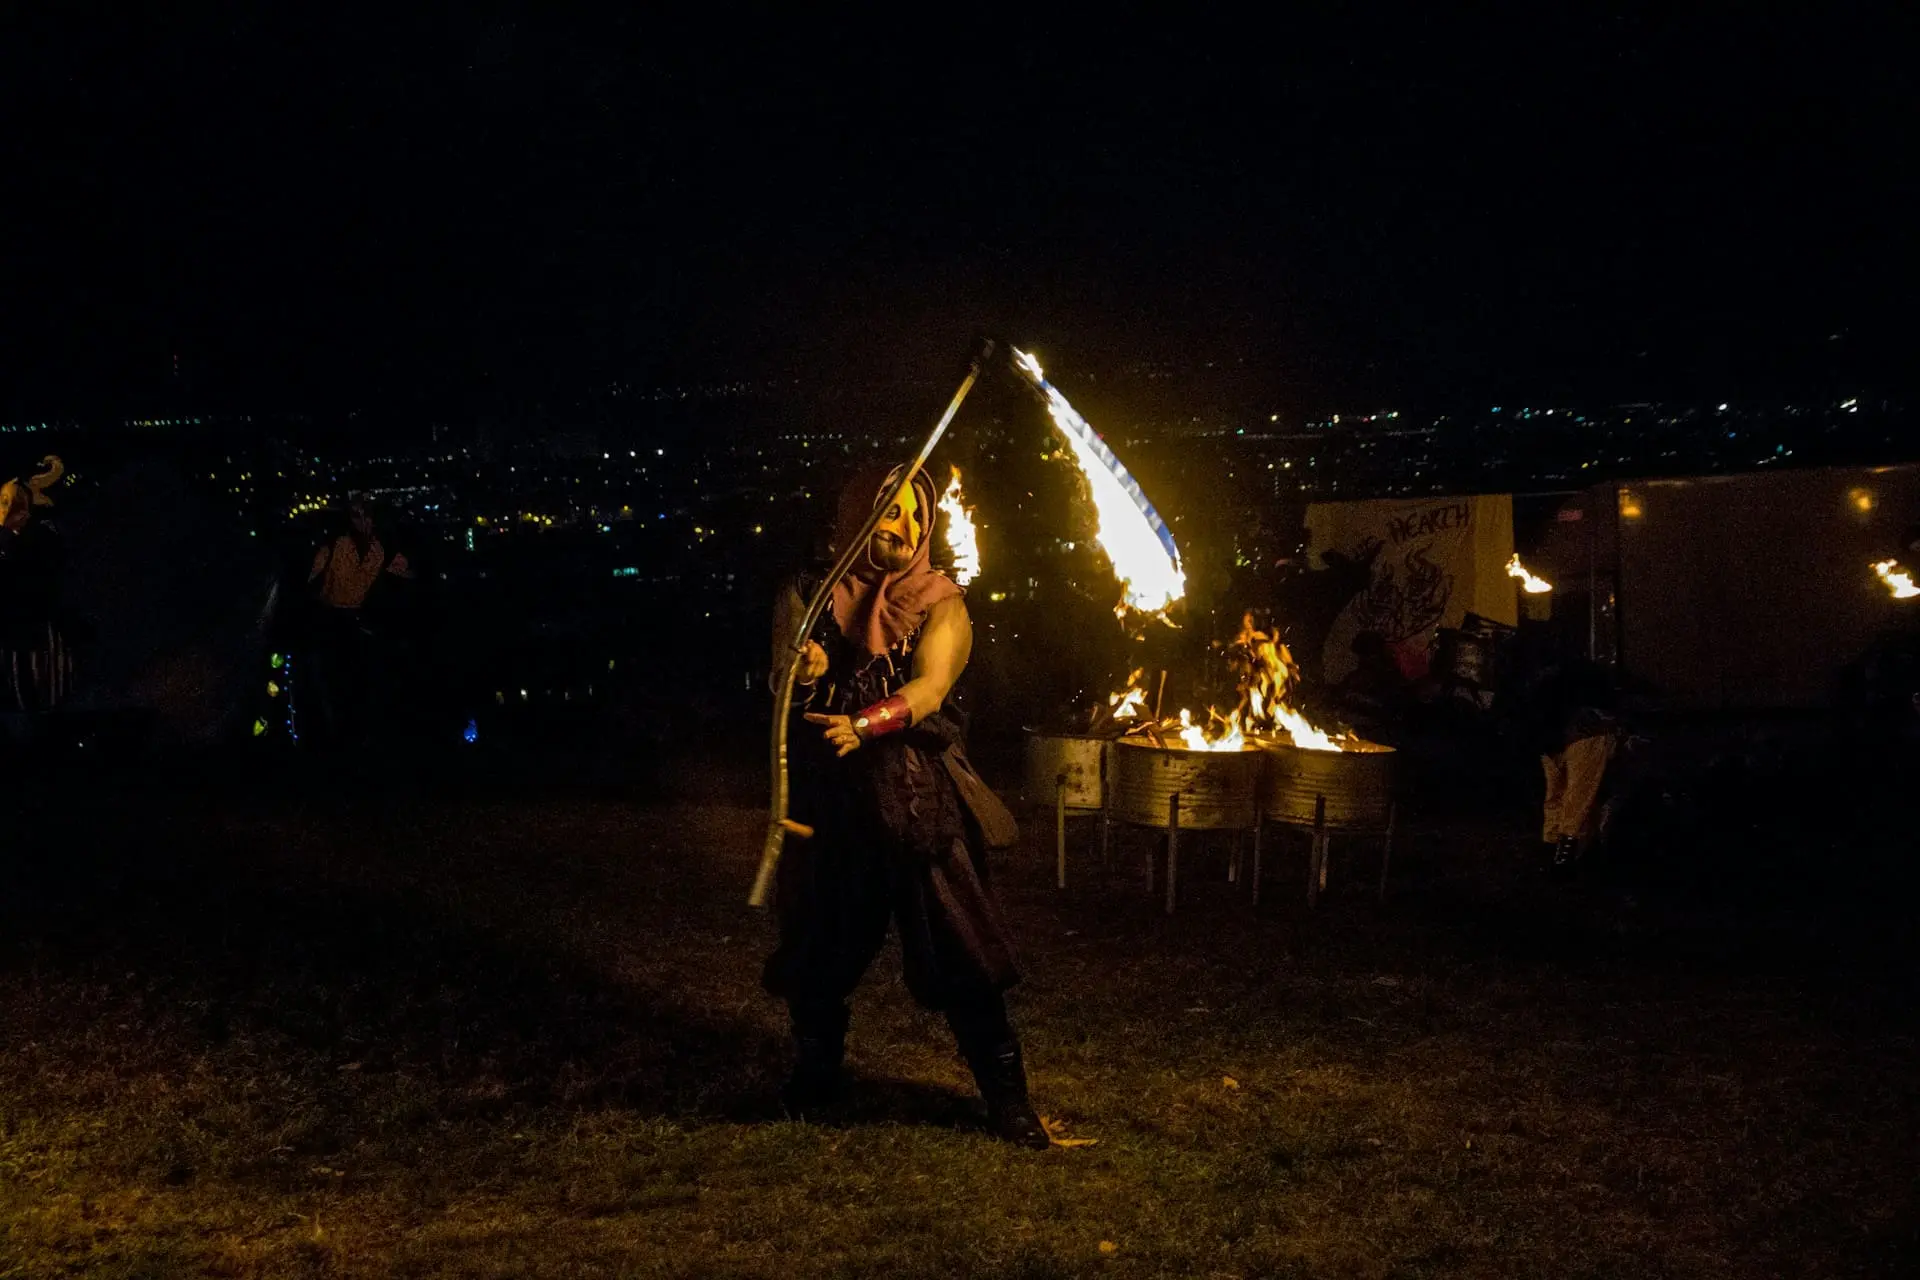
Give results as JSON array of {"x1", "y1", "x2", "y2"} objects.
[
  {"x1": 763, "y1": 464, "x2": 1045, "y2": 1148},
  {"x1": 1510, "y1": 637, "x2": 1620, "y2": 866},
  {"x1": 1268, "y1": 536, "x2": 1382, "y2": 686},
  {"x1": 1334, "y1": 629, "x2": 1411, "y2": 736},
  {"x1": 0, "y1": 458, "x2": 71, "y2": 712},
  {"x1": 305, "y1": 495, "x2": 411, "y2": 747}
]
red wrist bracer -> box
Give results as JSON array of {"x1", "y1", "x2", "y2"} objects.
[{"x1": 852, "y1": 694, "x2": 912, "y2": 740}]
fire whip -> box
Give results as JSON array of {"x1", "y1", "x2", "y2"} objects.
[{"x1": 748, "y1": 338, "x2": 995, "y2": 907}]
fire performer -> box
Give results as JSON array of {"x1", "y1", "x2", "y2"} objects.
[{"x1": 762, "y1": 464, "x2": 1047, "y2": 1148}]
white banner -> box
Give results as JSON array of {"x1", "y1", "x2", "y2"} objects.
[{"x1": 1305, "y1": 493, "x2": 1517, "y2": 682}]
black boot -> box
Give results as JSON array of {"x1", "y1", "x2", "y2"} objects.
[
  {"x1": 781, "y1": 999, "x2": 848, "y2": 1117},
  {"x1": 950, "y1": 1001, "x2": 1048, "y2": 1149}
]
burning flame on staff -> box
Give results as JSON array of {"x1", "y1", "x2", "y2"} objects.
[
  {"x1": 938, "y1": 465, "x2": 981, "y2": 587},
  {"x1": 1010, "y1": 348, "x2": 1186, "y2": 617},
  {"x1": 1872, "y1": 559, "x2": 1919, "y2": 599},
  {"x1": 1506, "y1": 553, "x2": 1553, "y2": 594}
]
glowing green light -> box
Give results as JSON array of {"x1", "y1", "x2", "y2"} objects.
[
  {"x1": 270, "y1": 653, "x2": 285, "y2": 669},
  {"x1": 252, "y1": 718, "x2": 268, "y2": 737}
]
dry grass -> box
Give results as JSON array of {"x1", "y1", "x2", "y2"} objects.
[{"x1": 1, "y1": 752, "x2": 1915, "y2": 1277}]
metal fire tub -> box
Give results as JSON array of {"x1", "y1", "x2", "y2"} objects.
[
  {"x1": 1023, "y1": 731, "x2": 1107, "y2": 809},
  {"x1": 1257, "y1": 739, "x2": 1397, "y2": 832},
  {"x1": 1109, "y1": 737, "x2": 1261, "y2": 830}
]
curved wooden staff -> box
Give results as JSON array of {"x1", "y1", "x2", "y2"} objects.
[{"x1": 748, "y1": 339, "x2": 995, "y2": 907}]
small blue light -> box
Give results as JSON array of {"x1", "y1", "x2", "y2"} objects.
[{"x1": 463, "y1": 719, "x2": 479, "y2": 744}]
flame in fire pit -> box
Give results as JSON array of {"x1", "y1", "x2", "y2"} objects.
[
  {"x1": 1268, "y1": 697, "x2": 1341, "y2": 752},
  {"x1": 938, "y1": 466, "x2": 980, "y2": 586},
  {"x1": 1177, "y1": 707, "x2": 1246, "y2": 752},
  {"x1": 1506, "y1": 553, "x2": 1553, "y2": 594},
  {"x1": 1234, "y1": 617, "x2": 1346, "y2": 751},
  {"x1": 1110, "y1": 683, "x2": 1147, "y2": 720},
  {"x1": 1872, "y1": 559, "x2": 1919, "y2": 599},
  {"x1": 1124, "y1": 615, "x2": 1350, "y2": 753},
  {"x1": 1011, "y1": 348, "x2": 1185, "y2": 617}
]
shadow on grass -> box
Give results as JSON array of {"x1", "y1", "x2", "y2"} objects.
[{"x1": 0, "y1": 756, "x2": 978, "y2": 1142}]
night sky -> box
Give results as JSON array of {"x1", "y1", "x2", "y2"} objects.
[{"x1": 4, "y1": 8, "x2": 1914, "y2": 417}]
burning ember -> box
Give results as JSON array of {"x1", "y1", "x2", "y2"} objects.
[
  {"x1": 938, "y1": 465, "x2": 981, "y2": 587},
  {"x1": 1872, "y1": 559, "x2": 1919, "y2": 600},
  {"x1": 1010, "y1": 348, "x2": 1186, "y2": 617},
  {"x1": 1506, "y1": 553, "x2": 1553, "y2": 594},
  {"x1": 1108, "y1": 670, "x2": 1148, "y2": 721}
]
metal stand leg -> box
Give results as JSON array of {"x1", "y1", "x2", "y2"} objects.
[
  {"x1": 1228, "y1": 829, "x2": 1241, "y2": 883},
  {"x1": 1308, "y1": 794, "x2": 1327, "y2": 908},
  {"x1": 1251, "y1": 818, "x2": 1264, "y2": 906},
  {"x1": 1146, "y1": 826, "x2": 1155, "y2": 895},
  {"x1": 1055, "y1": 774, "x2": 1068, "y2": 890},
  {"x1": 1165, "y1": 793, "x2": 1181, "y2": 915},
  {"x1": 1099, "y1": 804, "x2": 1111, "y2": 869},
  {"x1": 1379, "y1": 802, "x2": 1397, "y2": 903}
]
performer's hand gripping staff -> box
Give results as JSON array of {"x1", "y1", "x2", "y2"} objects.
[{"x1": 748, "y1": 338, "x2": 996, "y2": 908}]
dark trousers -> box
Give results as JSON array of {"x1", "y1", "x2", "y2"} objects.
[
  {"x1": 762, "y1": 822, "x2": 1019, "y2": 1015},
  {"x1": 785, "y1": 987, "x2": 1014, "y2": 1056},
  {"x1": 306, "y1": 608, "x2": 377, "y2": 747}
]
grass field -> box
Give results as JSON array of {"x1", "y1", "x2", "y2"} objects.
[{"x1": 2, "y1": 749, "x2": 1915, "y2": 1277}]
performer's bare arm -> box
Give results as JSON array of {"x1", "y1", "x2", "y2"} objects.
[
  {"x1": 769, "y1": 580, "x2": 829, "y2": 695},
  {"x1": 807, "y1": 597, "x2": 970, "y2": 757},
  {"x1": 898, "y1": 595, "x2": 972, "y2": 723}
]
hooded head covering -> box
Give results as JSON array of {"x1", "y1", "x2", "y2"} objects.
[
  {"x1": 828, "y1": 464, "x2": 961, "y2": 658},
  {"x1": 0, "y1": 455, "x2": 63, "y2": 532}
]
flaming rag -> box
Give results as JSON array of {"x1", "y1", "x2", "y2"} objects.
[{"x1": 761, "y1": 465, "x2": 1043, "y2": 1144}]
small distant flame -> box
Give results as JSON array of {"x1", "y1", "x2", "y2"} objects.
[
  {"x1": 1010, "y1": 348, "x2": 1185, "y2": 617},
  {"x1": 938, "y1": 466, "x2": 981, "y2": 586},
  {"x1": 1872, "y1": 559, "x2": 1919, "y2": 600},
  {"x1": 1506, "y1": 553, "x2": 1553, "y2": 594}
]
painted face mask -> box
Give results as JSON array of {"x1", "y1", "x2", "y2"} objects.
[
  {"x1": 0, "y1": 481, "x2": 27, "y2": 532},
  {"x1": 873, "y1": 476, "x2": 924, "y2": 552}
]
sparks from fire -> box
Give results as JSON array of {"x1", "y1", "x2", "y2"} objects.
[
  {"x1": 1872, "y1": 559, "x2": 1919, "y2": 599},
  {"x1": 1506, "y1": 553, "x2": 1553, "y2": 594},
  {"x1": 1009, "y1": 348, "x2": 1185, "y2": 617},
  {"x1": 938, "y1": 466, "x2": 980, "y2": 587}
]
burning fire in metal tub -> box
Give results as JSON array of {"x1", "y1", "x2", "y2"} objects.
[{"x1": 1112, "y1": 618, "x2": 1350, "y2": 754}]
